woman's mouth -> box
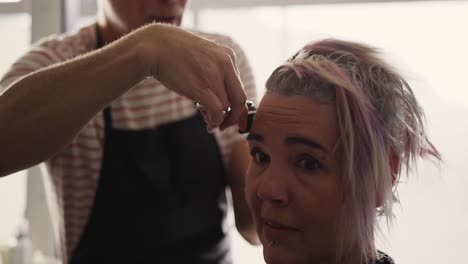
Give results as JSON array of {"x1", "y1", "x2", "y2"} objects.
[
  {"x1": 263, "y1": 218, "x2": 300, "y2": 232},
  {"x1": 262, "y1": 218, "x2": 301, "y2": 242}
]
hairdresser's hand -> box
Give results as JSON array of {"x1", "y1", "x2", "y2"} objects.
[{"x1": 139, "y1": 24, "x2": 247, "y2": 130}]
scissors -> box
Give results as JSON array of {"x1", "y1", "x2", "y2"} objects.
[{"x1": 195, "y1": 100, "x2": 256, "y2": 134}]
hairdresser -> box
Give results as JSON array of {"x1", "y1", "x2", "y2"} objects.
[{"x1": 0, "y1": 0, "x2": 259, "y2": 263}]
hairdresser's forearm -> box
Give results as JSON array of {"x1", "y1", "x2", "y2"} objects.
[{"x1": 0, "y1": 32, "x2": 148, "y2": 177}]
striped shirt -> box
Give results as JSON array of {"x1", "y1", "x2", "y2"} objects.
[{"x1": 0, "y1": 23, "x2": 257, "y2": 261}]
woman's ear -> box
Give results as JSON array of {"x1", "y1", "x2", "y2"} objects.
[{"x1": 376, "y1": 151, "x2": 400, "y2": 208}]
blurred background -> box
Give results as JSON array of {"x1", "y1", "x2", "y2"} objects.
[{"x1": 0, "y1": 0, "x2": 467, "y2": 263}]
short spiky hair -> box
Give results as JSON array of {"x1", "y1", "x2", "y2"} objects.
[{"x1": 265, "y1": 39, "x2": 441, "y2": 262}]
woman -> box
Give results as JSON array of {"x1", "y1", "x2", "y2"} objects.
[{"x1": 244, "y1": 39, "x2": 440, "y2": 264}]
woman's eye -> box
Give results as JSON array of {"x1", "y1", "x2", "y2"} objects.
[
  {"x1": 297, "y1": 156, "x2": 321, "y2": 171},
  {"x1": 250, "y1": 147, "x2": 270, "y2": 164}
]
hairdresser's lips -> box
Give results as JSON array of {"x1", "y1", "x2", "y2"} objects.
[{"x1": 149, "y1": 16, "x2": 180, "y2": 25}]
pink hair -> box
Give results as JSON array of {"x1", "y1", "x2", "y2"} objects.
[{"x1": 265, "y1": 39, "x2": 441, "y2": 262}]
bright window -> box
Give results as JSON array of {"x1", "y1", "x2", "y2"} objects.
[
  {"x1": 0, "y1": 12, "x2": 30, "y2": 243},
  {"x1": 198, "y1": 2, "x2": 468, "y2": 263},
  {"x1": 35, "y1": 1, "x2": 468, "y2": 263}
]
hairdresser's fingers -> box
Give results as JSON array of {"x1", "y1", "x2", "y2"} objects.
[
  {"x1": 196, "y1": 88, "x2": 226, "y2": 131},
  {"x1": 220, "y1": 49, "x2": 247, "y2": 130},
  {"x1": 142, "y1": 25, "x2": 244, "y2": 129},
  {"x1": 236, "y1": 106, "x2": 249, "y2": 132},
  {"x1": 207, "y1": 67, "x2": 231, "y2": 128}
]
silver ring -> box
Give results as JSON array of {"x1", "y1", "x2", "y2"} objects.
[
  {"x1": 196, "y1": 101, "x2": 254, "y2": 110},
  {"x1": 222, "y1": 106, "x2": 231, "y2": 117},
  {"x1": 196, "y1": 102, "x2": 231, "y2": 118},
  {"x1": 195, "y1": 102, "x2": 204, "y2": 110},
  {"x1": 195, "y1": 101, "x2": 255, "y2": 117}
]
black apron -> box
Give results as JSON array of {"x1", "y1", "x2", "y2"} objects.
[{"x1": 70, "y1": 26, "x2": 231, "y2": 264}]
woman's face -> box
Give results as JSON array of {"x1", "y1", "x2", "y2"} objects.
[
  {"x1": 245, "y1": 93, "x2": 343, "y2": 264},
  {"x1": 101, "y1": 0, "x2": 188, "y2": 33}
]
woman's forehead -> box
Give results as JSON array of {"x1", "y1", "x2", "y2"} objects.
[
  {"x1": 254, "y1": 94, "x2": 336, "y2": 128},
  {"x1": 251, "y1": 93, "x2": 338, "y2": 146}
]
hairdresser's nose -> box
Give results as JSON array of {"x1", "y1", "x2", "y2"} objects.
[{"x1": 160, "y1": 0, "x2": 184, "y2": 4}]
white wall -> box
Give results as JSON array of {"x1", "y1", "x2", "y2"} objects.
[{"x1": 0, "y1": 171, "x2": 27, "y2": 245}]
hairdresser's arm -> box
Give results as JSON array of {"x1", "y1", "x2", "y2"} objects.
[
  {"x1": 228, "y1": 140, "x2": 260, "y2": 245},
  {"x1": 0, "y1": 24, "x2": 246, "y2": 177}
]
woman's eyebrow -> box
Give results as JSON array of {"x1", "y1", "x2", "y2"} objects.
[{"x1": 285, "y1": 136, "x2": 328, "y2": 153}]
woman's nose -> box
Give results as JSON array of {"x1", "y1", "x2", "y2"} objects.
[{"x1": 256, "y1": 168, "x2": 289, "y2": 207}]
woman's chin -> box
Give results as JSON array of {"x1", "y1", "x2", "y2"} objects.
[{"x1": 263, "y1": 244, "x2": 302, "y2": 264}]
